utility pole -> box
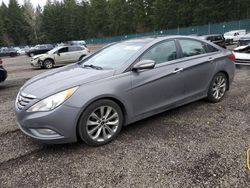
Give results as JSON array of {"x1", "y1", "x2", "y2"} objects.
[{"x1": 208, "y1": 23, "x2": 211, "y2": 35}]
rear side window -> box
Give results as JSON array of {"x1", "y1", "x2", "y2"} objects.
[
  {"x1": 141, "y1": 40, "x2": 177, "y2": 64},
  {"x1": 179, "y1": 39, "x2": 207, "y2": 57}
]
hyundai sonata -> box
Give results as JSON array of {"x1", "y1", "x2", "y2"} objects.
[{"x1": 15, "y1": 36, "x2": 235, "y2": 146}]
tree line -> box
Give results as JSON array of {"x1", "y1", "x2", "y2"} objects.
[{"x1": 0, "y1": 0, "x2": 249, "y2": 46}]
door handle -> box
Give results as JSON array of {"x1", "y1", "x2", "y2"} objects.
[
  {"x1": 208, "y1": 57, "x2": 215, "y2": 63},
  {"x1": 173, "y1": 68, "x2": 184, "y2": 74}
]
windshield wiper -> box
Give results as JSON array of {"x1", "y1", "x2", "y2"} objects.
[{"x1": 83, "y1": 64, "x2": 103, "y2": 70}]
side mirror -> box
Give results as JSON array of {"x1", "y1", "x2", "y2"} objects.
[
  {"x1": 57, "y1": 51, "x2": 60, "y2": 56},
  {"x1": 132, "y1": 60, "x2": 156, "y2": 71}
]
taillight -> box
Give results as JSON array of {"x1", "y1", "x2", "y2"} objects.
[{"x1": 228, "y1": 54, "x2": 236, "y2": 62}]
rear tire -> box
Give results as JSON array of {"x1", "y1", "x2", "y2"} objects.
[
  {"x1": 78, "y1": 99, "x2": 123, "y2": 146},
  {"x1": 10, "y1": 53, "x2": 16, "y2": 57},
  {"x1": 207, "y1": 73, "x2": 228, "y2": 103}
]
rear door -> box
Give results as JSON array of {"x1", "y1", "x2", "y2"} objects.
[
  {"x1": 130, "y1": 40, "x2": 186, "y2": 117},
  {"x1": 176, "y1": 38, "x2": 221, "y2": 99},
  {"x1": 68, "y1": 46, "x2": 83, "y2": 62}
]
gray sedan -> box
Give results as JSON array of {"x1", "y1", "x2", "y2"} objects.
[{"x1": 15, "y1": 36, "x2": 235, "y2": 146}]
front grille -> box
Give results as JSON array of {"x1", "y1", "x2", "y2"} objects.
[{"x1": 17, "y1": 93, "x2": 36, "y2": 110}]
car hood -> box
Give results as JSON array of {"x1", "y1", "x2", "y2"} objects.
[
  {"x1": 21, "y1": 64, "x2": 115, "y2": 98},
  {"x1": 234, "y1": 45, "x2": 249, "y2": 51},
  {"x1": 32, "y1": 54, "x2": 44, "y2": 59}
]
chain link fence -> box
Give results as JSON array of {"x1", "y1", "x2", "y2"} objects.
[{"x1": 86, "y1": 19, "x2": 250, "y2": 44}]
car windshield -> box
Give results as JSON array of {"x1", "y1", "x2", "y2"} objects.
[
  {"x1": 81, "y1": 42, "x2": 146, "y2": 70},
  {"x1": 224, "y1": 33, "x2": 233, "y2": 36}
]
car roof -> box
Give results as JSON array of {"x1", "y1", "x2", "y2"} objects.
[
  {"x1": 59, "y1": 45, "x2": 83, "y2": 48},
  {"x1": 121, "y1": 35, "x2": 206, "y2": 44}
]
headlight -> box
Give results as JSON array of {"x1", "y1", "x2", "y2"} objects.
[{"x1": 27, "y1": 87, "x2": 78, "y2": 112}]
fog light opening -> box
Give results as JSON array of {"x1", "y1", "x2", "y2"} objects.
[{"x1": 30, "y1": 128, "x2": 61, "y2": 137}]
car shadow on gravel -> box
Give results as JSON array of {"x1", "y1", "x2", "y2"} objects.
[
  {"x1": 0, "y1": 79, "x2": 29, "y2": 90},
  {"x1": 35, "y1": 99, "x2": 208, "y2": 153}
]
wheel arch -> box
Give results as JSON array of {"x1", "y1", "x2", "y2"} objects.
[
  {"x1": 43, "y1": 58, "x2": 55, "y2": 64},
  {"x1": 78, "y1": 55, "x2": 86, "y2": 61},
  {"x1": 75, "y1": 96, "x2": 128, "y2": 141}
]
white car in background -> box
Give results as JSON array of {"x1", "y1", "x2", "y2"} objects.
[
  {"x1": 224, "y1": 30, "x2": 246, "y2": 44},
  {"x1": 17, "y1": 48, "x2": 28, "y2": 55},
  {"x1": 31, "y1": 45, "x2": 90, "y2": 69},
  {"x1": 233, "y1": 45, "x2": 250, "y2": 66}
]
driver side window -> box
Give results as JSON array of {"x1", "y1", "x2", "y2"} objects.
[
  {"x1": 58, "y1": 47, "x2": 68, "y2": 54},
  {"x1": 141, "y1": 40, "x2": 177, "y2": 64}
]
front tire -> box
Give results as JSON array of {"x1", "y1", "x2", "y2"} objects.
[
  {"x1": 78, "y1": 99, "x2": 123, "y2": 146},
  {"x1": 43, "y1": 59, "x2": 54, "y2": 69},
  {"x1": 207, "y1": 73, "x2": 228, "y2": 103}
]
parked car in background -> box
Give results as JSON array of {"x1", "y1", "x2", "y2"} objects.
[
  {"x1": 238, "y1": 33, "x2": 250, "y2": 46},
  {"x1": 0, "y1": 47, "x2": 18, "y2": 57},
  {"x1": 16, "y1": 36, "x2": 235, "y2": 146},
  {"x1": 0, "y1": 59, "x2": 7, "y2": 82},
  {"x1": 14, "y1": 47, "x2": 21, "y2": 51},
  {"x1": 30, "y1": 45, "x2": 90, "y2": 69},
  {"x1": 224, "y1": 30, "x2": 246, "y2": 44},
  {"x1": 66, "y1": 40, "x2": 87, "y2": 47},
  {"x1": 200, "y1": 34, "x2": 226, "y2": 48},
  {"x1": 233, "y1": 45, "x2": 250, "y2": 66},
  {"x1": 26, "y1": 44, "x2": 54, "y2": 57},
  {"x1": 17, "y1": 46, "x2": 30, "y2": 55}
]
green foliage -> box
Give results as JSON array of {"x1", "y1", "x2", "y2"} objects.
[{"x1": 0, "y1": 0, "x2": 249, "y2": 46}]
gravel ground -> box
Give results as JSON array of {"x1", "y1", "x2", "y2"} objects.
[{"x1": 0, "y1": 52, "x2": 249, "y2": 187}]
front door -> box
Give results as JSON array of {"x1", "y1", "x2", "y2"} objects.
[
  {"x1": 55, "y1": 47, "x2": 70, "y2": 64},
  {"x1": 130, "y1": 40, "x2": 186, "y2": 117}
]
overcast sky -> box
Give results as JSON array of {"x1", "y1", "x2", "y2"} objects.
[{"x1": 0, "y1": 0, "x2": 59, "y2": 7}]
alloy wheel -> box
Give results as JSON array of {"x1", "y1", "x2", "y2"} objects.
[
  {"x1": 44, "y1": 60, "x2": 53, "y2": 69},
  {"x1": 212, "y1": 75, "x2": 227, "y2": 100},
  {"x1": 86, "y1": 106, "x2": 119, "y2": 142}
]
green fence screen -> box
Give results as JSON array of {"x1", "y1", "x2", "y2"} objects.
[{"x1": 86, "y1": 19, "x2": 250, "y2": 44}]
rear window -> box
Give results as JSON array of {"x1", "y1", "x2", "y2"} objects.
[
  {"x1": 206, "y1": 44, "x2": 219, "y2": 53},
  {"x1": 214, "y1": 35, "x2": 223, "y2": 41},
  {"x1": 207, "y1": 36, "x2": 213, "y2": 41}
]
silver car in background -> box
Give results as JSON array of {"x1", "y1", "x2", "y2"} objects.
[{"x1": 15, "y1": 36, "x2": 235, "y2": 146}]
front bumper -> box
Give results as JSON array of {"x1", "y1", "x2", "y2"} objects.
[
  {"x1": 15, "y1": 104, "x2": 81, "y2": 144},
  {"x1": 30, "y1": 59, "x2": 41, "y2": 67}
]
